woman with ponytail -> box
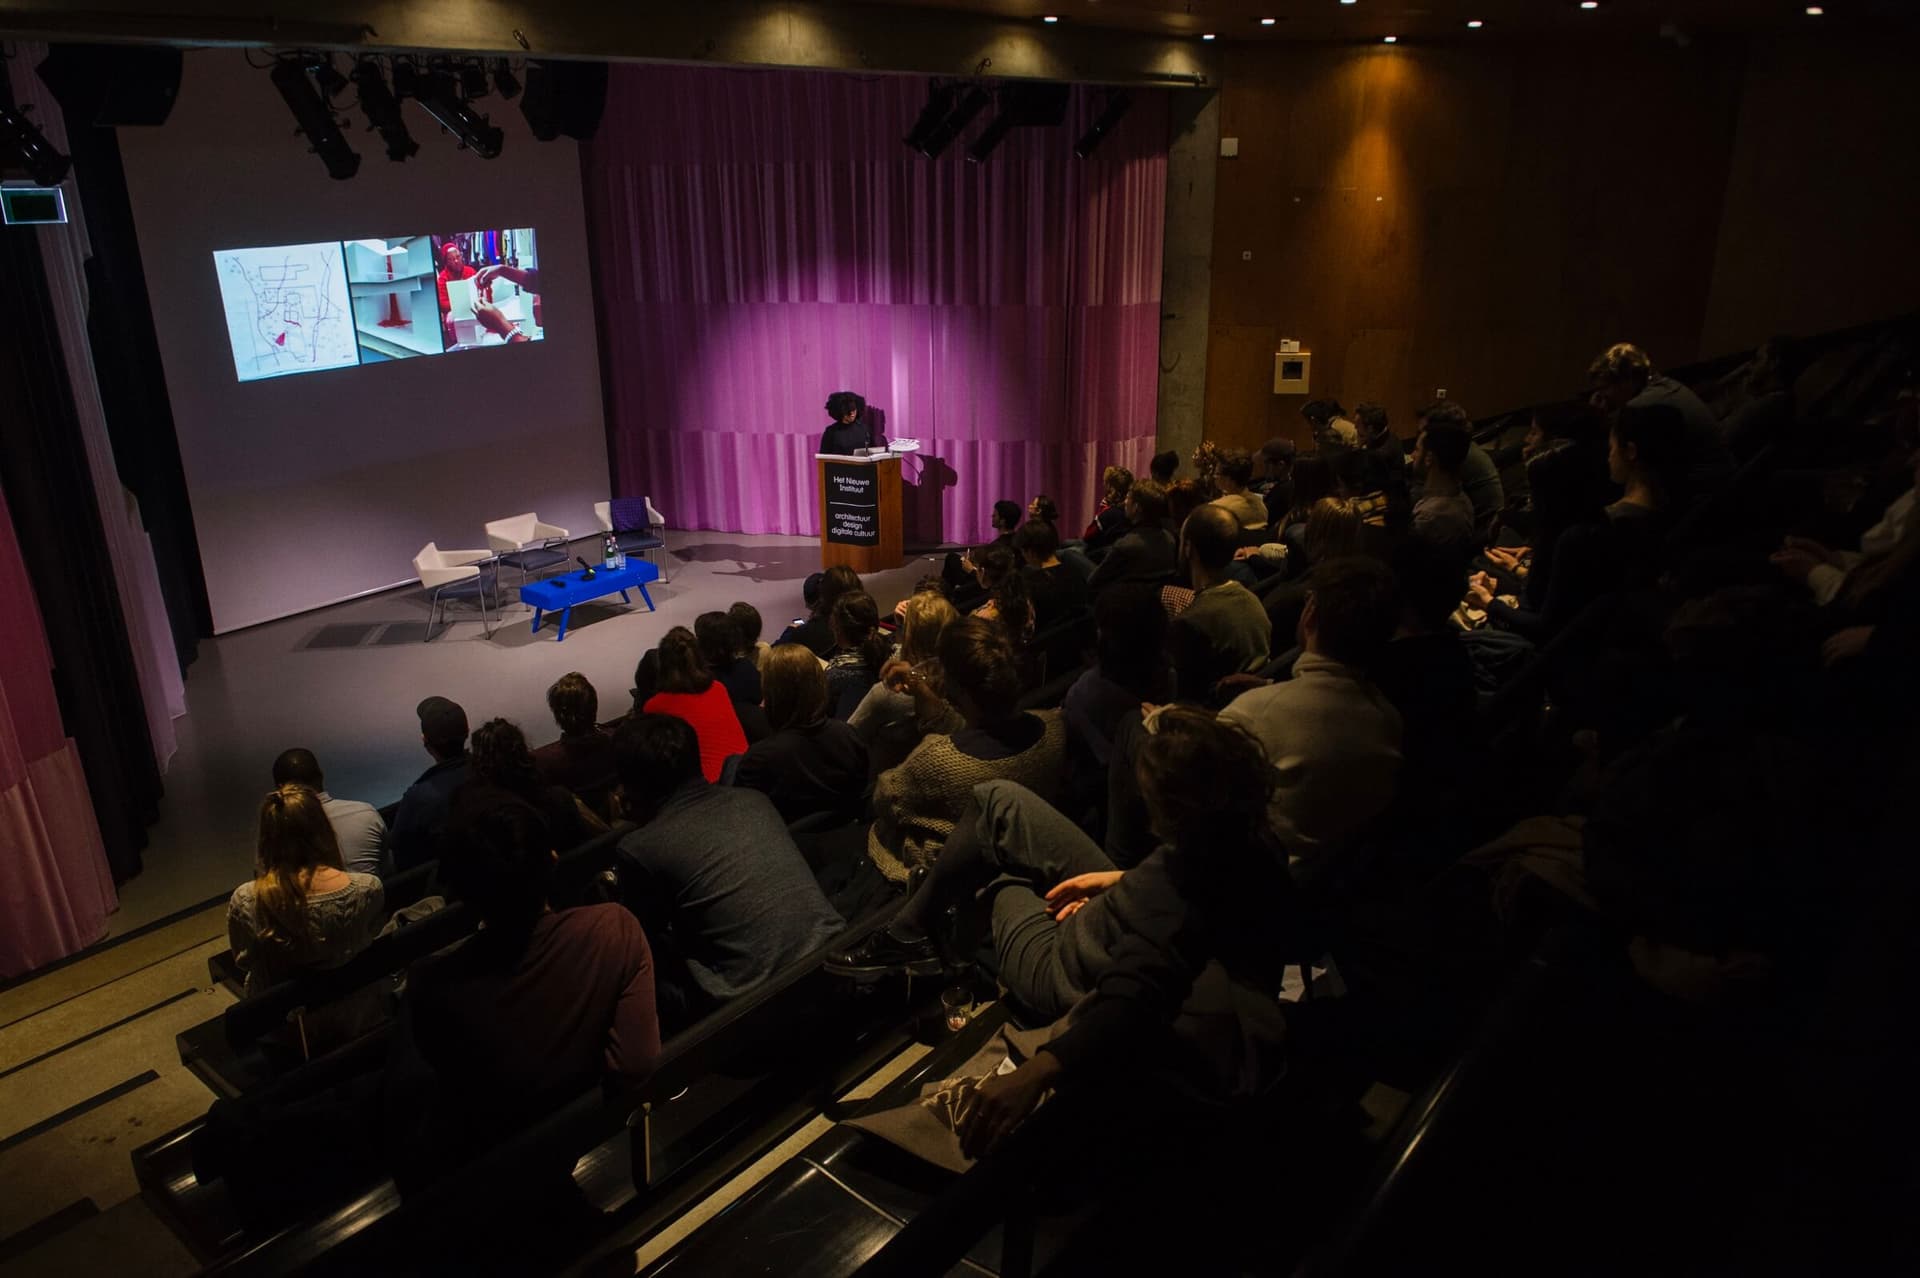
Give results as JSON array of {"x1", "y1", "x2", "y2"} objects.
[
  {"x1": 228, "y1": 785, "x2": 386, "y2": 997},
  {"x1": 825, "y1": 591, "x2": 894, "y2": 719}
]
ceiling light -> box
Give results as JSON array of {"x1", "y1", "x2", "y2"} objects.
[
  {"x1": 416, "y1": 70, "x2": 504, "y2": 159},
  {"x1": 1201, "y1": 32, "x2": 1216, "y2": 40},
  {"x1": 1074, "y1": 91, "x2": 1133, "y2": 159},
  {"x1": 1580, "y1": 1, "x2": 1598, "y2": 8},
  {"x1": 1260, "y1": 17, "x2": 1277, "y2": 25},
  {"x1": 1467, "y1": 19, "x2": 1484, "y2": 27},
  {"x1": 1804, "y1": 4, "x2": 1823, "y2": 11},
  {"x1": 1042, "y1": 14, "x2": 1058, "y2": 22},
  {"x1": 1383, "y1": 34, "x2": 1398, "y2": 42},
  {"x1": 1341, "y1": 0, "x2": 1357, "y2": 5},
  {"x1": 912, "y1": 85, "x2": 990, "y2": 159}
]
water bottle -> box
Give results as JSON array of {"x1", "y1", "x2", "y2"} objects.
[{"x1": 603, "y1": 533, "x2": 617, "y2": 569}]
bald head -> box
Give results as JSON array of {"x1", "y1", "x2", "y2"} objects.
[
  {"x1": 271, "y1": 748, "x2": 323, "y2": 790},
  {"x1": 1182, "y1": 504, "x2": 1241, "y2": 575}
]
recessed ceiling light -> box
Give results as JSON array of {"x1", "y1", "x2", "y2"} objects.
[
  {"x1": 1804, "y1": 4, "x2": 1823, "y2": 11},
  {"x1": 1467, "y1": 18, "x2": 1484, "y2": 27},
  {"x1": 1383, "y1": 34, "x2": 1398, "y2": 42},
  {"x1": 1260, "y1": 17, "x2": 1277, "y2": 25},
  {"x1": 1579, "y1": 1, "x2": 1599, "y2": 8},
  {"x1": 1340, "y1": 0, "x2": 1358, "y2": 6},
  {"x1": 1042, "y1": 14, "x2": 1058, "y2": 22},
  {"x1": 1201, "y1": 32, "x2": 1217, "y2": 40}
]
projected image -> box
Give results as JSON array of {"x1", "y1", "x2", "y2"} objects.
[
  {"x1": 214, "y1": 241, "x2": 360, "y2": 382},
  {"x1": 433, "y1": 228, "x2": 543, "y2": 351},
  {"x1": 344, "y1": 235, "x2": 444, "y2": 361}
]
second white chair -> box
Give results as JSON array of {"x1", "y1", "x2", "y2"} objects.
[{"x1": 484, "y1": 512, "x2": 571, "y2": 586}]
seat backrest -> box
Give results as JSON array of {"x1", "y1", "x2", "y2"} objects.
[{"x1": 411, "y1": 543, "x2": 439, "y2": 575}]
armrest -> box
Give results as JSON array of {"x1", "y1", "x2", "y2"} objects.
[
  {"x1": 534, "y1": 521, "x2": 569, "y2": 540},
  {"x1": 485, "y1": 532, "x2": 520, "y2": 554},
  {"x1": 419, "y1": 565, "x2": 479, "y2": 588},
  {"x1": 443, "y1": 548, "x2": 495, "y2": 567}
]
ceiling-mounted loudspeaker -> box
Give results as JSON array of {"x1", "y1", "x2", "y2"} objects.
[
  {"x1": 520, "y1": 61, "x2": 608, "y2": 141},
  {"x1": 35, "y1": 44, "x2": 183, "y2": 127}
]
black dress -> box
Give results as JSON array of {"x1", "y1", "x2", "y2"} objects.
[{"x1": 820, "y1": 419, "x2": 873, "y2": 455}]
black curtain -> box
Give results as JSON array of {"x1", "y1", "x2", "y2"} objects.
[
  {"x1": 48, "y1": 65, "x2": 212, "y2": 666},
  {"x1": 0, "y1": 158, "x2": 162, "y2": 886}
]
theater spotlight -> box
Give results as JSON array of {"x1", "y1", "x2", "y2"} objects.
[
  {"x1": 492, "y1": 59, "x2": 521, "y2": 100},
  {"x1": 913, "y1": 86, "x2": 990, "y2": 159},
  {"x1": 269, "y1": 59, "x2": 360, "y2": 180},
  {"x1": 1073, "y1": 90, "x2": 1133, "y2": 159},
  {"x1": 350, "y1": 58, "x2": 418, "y2": 162},
  {"x1": 416, "y1": 70, "x2": 504, "y2": 159},
  {"x1": 965, "y1": 83, "x2": 1069, "y2": 166},
  {"x1": 964, "y1": 107, "x2": 1018, "y2": 165},
  {"x1": 903, "y1": 83, "x2": 958, "y2": 153},
  {"x1": 390, "y1": 57, "x2": 420, "y2": 99},
  {"x1": 0, "y1": 101, "x2": 71, "y2": 186},
  {"x1": 459, "y1": 60, "x2": 490, "y2": 101},
  {"x1": 307, "y1": 53, "x2": 350, "y2": 101}
]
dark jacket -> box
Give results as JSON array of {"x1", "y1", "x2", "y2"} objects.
[
  {"x1": 392, "y1": 754, "x2": 472, "y2": 871},
  {"x1": 735, "y1": 718, "x2": 870, "y2": 825},
  {"x1": 1087, "y1": 524, "x2": 1177, "y2": 591}
]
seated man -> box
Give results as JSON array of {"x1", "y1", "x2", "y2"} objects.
[
  {"x1": 1589, "y1": 341, "x2": 1732, "y2": 494},
  {"x1": 613, "y1": 714, "x2": 845, "y2": 1027},
  {"x1": 1209, "y1": 447, "x2": 1269, "y2": 531},
  {"x1": 1086, "y1": 480, "x2": 1177, "y2": 591},
  {"x1": 405, "y1": 797, "x2": 659, "y2": 1159},
  {"x1": 532, "y1": 671, "x2": 619, "y2": 820},
  {"x1": 1409, "y1": 417, "x2": 1478, "y2": 551},
  {"x1": 1168, "y1": 505, "x2": 1271, "y2": 701},
  {"x1": 831, "y1": 709, "x2": 1293, "y2": 1158},
  {"x1": 1416, "y1": 399, "x2": 1504, "y2": 528},
  {"x1": 271, "y1": 747, "x2": 390, "y2": 878},
  {"x1": 1219, "y1": 556, "x2": 1403, "y2": 865},
  {"x1": 391, "y1": 696, "x2": 474, "y2": 871}
]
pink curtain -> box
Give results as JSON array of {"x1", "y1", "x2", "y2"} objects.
[
  {"x1": 0, "y1": 483, "x2": 116, "y2": 979},
  {"x1": 583, "y1": 68, "x2": 1166, "y2": 546}
]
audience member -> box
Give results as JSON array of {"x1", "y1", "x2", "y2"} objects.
[
  {"x1": 1063, "y1": 583, "x2": 1169, "y2": 828},
  {"x1": 641, "y1": 627, "x2": 749, "y2": 782},
  {"x1": 851, "y1": 590, "x2": 963, "y2": 776},
  {"x1": 832, "y1": 708, "x2": 1292, "y2": 1158},
  {"x1": 1168, "y1": 505, "x2": 1272, "y2": 701},
  {"x1": 392, "y1": 696, "x2": 474, "y2": 871},
  {"x1": 452, "y1": 718, "x2": 601, "y2": 854},
  {"x1": 1210, "y1": 448, "x2": 1269, "y2": 531},
  {"x1": 697, "y1": 610, "x2": 763, "y2": 708},
  {"x1": 629, "y1": 648, "x2": 662, "y2": 718},
  {"x1": 1028, "y1": 495, "x2": 1060, "y2": 527},
  {"x1": 532, "y1": 672, "x2": 619, "y2": 819},
  {"x1": 1149, "y1": 449, "x2": 1180, "y2": 485},
  {"x1": 1355, "y1": 402, "x2": 1404, "y2": 486},
  {"x1": 270, "y1": 748, "x2": 390, "y2": 879},
  {"x1": 736, "y1": 644, "x2": 871, "y2": 825},
  {"x1": 777, "y1": 563, "x2": 862, "y2": 657},
  {"x1": 228, "y1": 784, "x2": 385, "y2": 998},
  {"x1": 1589, "y1": 341, "x2": 1732, "y2": 493},
  {"x1": 1256, "y1": 438, "x2": 1298, "y2": 526},
  {"x1": 1410, "y1": 418, "x2": 1478, "y2": 550},
  {"x1": 943, "y1": 501, "x2": 1024, "y2": 599},
  {"x1": 869, "y1": 618, "x2": 1065, "y2": 883},
  {"x1": 971, "y1": 544, "x2": 1036, "y2": 643},
  {"x1": 1262, "y1": 496, "x2": 1369, "y2": 645},
  {"x1": 613, "y1": 715, "x2": 844, "y2": 1026},
  {"x1": 1772, "y1": 444, "x2": 1917, "y2": 606},
  {"x1": 1416, "y1": 399, "x2": 1504, "y2": 526},
  {"x1": 1016, "y1": 519, "x2": 1091, "y2": 630},
  {"x1": 1220, "y1": 556, "x2": 1403, "y2": 863},
  {"x1": 406, "y1": 797, "x2": 659, "y2": 1156},
  {"x1": 728, "y1": 600, "x2": 769, "y2": 670},
  {"x1": 1165, "y1": 479, "x2": 1206, "y2": 532},
  {"x1": 1482, "y1": 402, "x2": 1613, "y2": 607},
  {"x1": 824, "y1": 592, "x2": 892, "y2": 719},
  {"x1": 1084, "y1": 465, "x2": 1135, "y2": 552},
  {"x1": 1087, "y1": 480, "x2": 1177, "y2": 590},
  {"x1": 1304, "y1": 398, "x2": 1356, "y2": 450}
]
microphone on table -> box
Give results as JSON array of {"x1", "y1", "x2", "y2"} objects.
[{"x1": 575, "y1": 556, "x2": 597, "y2": 579}]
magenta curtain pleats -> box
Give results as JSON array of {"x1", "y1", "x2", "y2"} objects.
[{"x1": 582, "y1": 67, "x2": 1167, "y2": 545}]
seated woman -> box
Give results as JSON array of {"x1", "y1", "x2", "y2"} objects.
[
  {"x1": 851, "y1": 589, "x2": 962, "y2": 776},
  {"x1": 1082, "y1": 465, "x2": 1134, "y2": 555},
  {"x1": 824, "y1": 591, "x2": 892, "y2": 720},
  {"x1": 1209, "y1": 447, "x2": 1269, "y2": 532},
  {"x1": 1261, "y1": 496, "x2": 1368, "y2": 642},
  {"x1": 736, "y1": 644, "x2": 871, "y2": 825},
  {"x1": 970, "y1": 544, "x2": 1036, "y2": 646},
  {"x1": 1468, "y1": 402, "x2": 1683, "y2": 638},
  {"x1": 228, "y1": 785, "x2": 387, "y2": 1050},
  {"x1": 1016, "y1": 519, "x2": 1090, "y2": 632},
  {"x1": 868, "y1": 618, "x2": 1066, "y2": 884},
  {"x1": 696, "y1": 609, "x2": 769, "y2": 741},
  {"x1": 776, "y1": 564, "x2": 862, "y2": 658},
  {"x1": 641, "y1": 627, "x2": 749, "y2": 782},
  {"x1": 452, "y1": 718, "x2": 603, "y2": 854}
]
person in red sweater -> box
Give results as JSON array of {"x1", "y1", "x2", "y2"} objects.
[{"x1": 642, "y1": 627, "x2": 748, "y2": 782}]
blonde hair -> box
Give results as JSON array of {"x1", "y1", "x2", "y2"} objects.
[
  {"x1": 898, "y1": 591, "x2": 960, "y2": 666},
  {"x1": 252, "y1": 784, "x2": 345, "y2": 950},
  {"x1": 1304, "y1": 496, "x2": 1366, "y2": 563},
  {"x1": 1589, "y1": 342, "x2": 1653, "y2": 389}
]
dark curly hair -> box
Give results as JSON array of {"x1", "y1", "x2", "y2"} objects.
[{"x1": 469, "y1": 718, "x2": 544, "y2": 799}]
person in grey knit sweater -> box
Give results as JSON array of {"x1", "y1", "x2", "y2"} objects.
[{"x1": 868, "y1": 618, "x2": 1065, "y2": 883}]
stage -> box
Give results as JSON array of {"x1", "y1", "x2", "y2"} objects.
[{"x1": 106, "y1": 533, "x2": 934, "y2": 938}]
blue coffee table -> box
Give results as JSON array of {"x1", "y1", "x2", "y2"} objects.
[{"x1": 517, "y1": 560, "x2": 659, "y2": 641}]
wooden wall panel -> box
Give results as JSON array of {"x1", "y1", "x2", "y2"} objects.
[{"x1": 1204, "y1": 39, "x2": 1747, "y2": 446}]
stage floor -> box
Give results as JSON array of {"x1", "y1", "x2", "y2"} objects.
[{"x1": 106, "y1": 533, "x2": 937, "y2": 939}]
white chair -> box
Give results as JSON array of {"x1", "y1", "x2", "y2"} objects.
[
  {"x1": 413, "y1": 543, "x2": 497, "y2": 640},
  {"x1": 484, "y1": 512, "x2": 571, "y2": 585},
  {"x1": 594, "y1": 497, "x2": 670, "y2": 582}
]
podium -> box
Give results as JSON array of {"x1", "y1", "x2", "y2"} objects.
[{"x1": 817, "y1": 452, "x2": 903, "y2": 574}]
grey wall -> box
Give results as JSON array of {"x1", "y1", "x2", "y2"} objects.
[
  {"x1": 119, "y1": 50, "x2": 608, "y2": 632},
  {"x1": 1155, "y1": 88, "x2": 1217, "y2": 466}
]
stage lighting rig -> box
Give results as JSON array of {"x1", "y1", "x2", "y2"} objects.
[
  {"x1": 1073, "y1": 91, "x2": 1132, "y2": 158},
  {"x1": 416, "y1": 69, "x2": 504, "y2": 159},
  {"x1": 351, "y1": 58, "x2": 418, "y2": 162},
  {"x1": 307, "y1": 53, "x2": 350, "y2": 101},
  {"x1": 912, "y1": 86, "x2": 990, "y2": 159},
  {"x1": 459, "y1": 60, "x2": 490, "y2": 101},
  {"x1": 903, "y1": 83, "x2": 957, "y2": 153},
  {"x1": 965, "y1": 83, "x2": 1069, "y2": 165},
  {"x1": 0, "y1": 100, "x2": 71, "y2": 186},
  {"x1": 269, "y1": 58, "x2": 360, "y2": 180},
  {"x1": 391, "y1": 56, "x2": 421, "y2": 100}
]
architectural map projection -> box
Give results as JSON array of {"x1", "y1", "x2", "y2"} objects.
[{"x1": 214, "y1": 241, "x2": 360, "y2": 382}]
